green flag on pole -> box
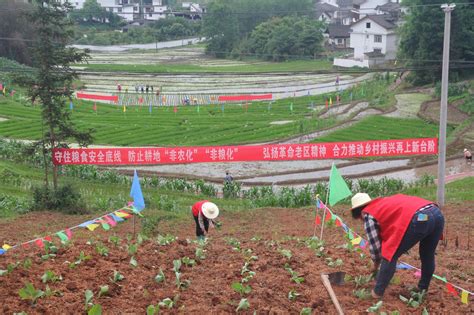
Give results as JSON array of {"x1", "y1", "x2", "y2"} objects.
[{"x1": 328, "y1": 163, "x2": 352, "y2": 206}]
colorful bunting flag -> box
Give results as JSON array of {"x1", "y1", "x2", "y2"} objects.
[
  {"x1": 0, "y1": 249, "x2": 5, "y2": 255},
  {"x1": 316, "y1": 199, "x2": 322, "y2": 209},
  {"x1": 446, "y1": 283, "x2": 459, "y2": 297},
  {"x1": 359, "y1": 239, "x2": 367, "y2": 249},
  {"x1": 86, "y1": 223, "x2": 100, "y2": 231},
  {"x1": 348, "y1": 230, "x2": 354, "y2": 240},
  {"x1": 114, "y1": 210, "x2": 132, "y2": 219},
  {"x1": 325, "y1": 209, "x2": 332, "y2": 222},
  {"x1": 111, "y1": 213, "x2": 124, "y2": 222},
  {"x1": 351, "y1": 236, "x2": 362, "y2": 245},
  {"x1": 101, "y1": 222, "x2": 111, "y2": 231},
  {"x1": 329, "y1": 97, "x2": 333, "y2": 106},
  {"x1": 44, "y1": 235, "x2": 52, "y2": 242},
  {"x1": 315, "y1": 215, "x2": 321, "y2": 226},
  {"x1": 325, "y1": 99, "x2": 328, "y2": 108},
  {"x1": 69, "y1": 101, "x2": 74, "y2": 111},
  {"x1": 130, "y1": 170, "x2": 145, "y2": 212},
  {"x1": 123, "y1": 104, "x2": 126, "y2": 113},
  {"x1": 461, "y1": 290, "x2": 469, "y2": 304},
  {"x1": 335, "y1": 218, "x2": 343, "y2": 227},
  {"x1": 328, "y1": 163, "x2": 352, "y2": 206},
  {"x1": 65, "y1": 228, "x2": 72, "y2": 240},
  {"x1": 56, "y1": 231, "x2": 69, "y2": 242},
  {"x1": 2, "y1": 244, "x2": 12, "y2": 250},
  {"x1": 35, "y1": 239, "x2": 44, "y2": 249},
  {"x1": 104, "y1": 215, "x2": 117, "y2": 227}
]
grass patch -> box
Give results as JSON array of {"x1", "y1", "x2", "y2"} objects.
[
  {"x1": 312, "y1": 116, "x2": 447, "y2": 143},
  {"x1": 82, "y1": 59, "x2": 333, "y2": 73},
  {"x1": 403, "y1": 176, "x2": 474, "y2": 202}
]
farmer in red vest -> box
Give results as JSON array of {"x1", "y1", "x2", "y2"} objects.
[
  {"x1": 350, "y1": 193, "x2": 444, "y2": 299},
  {"x1": 192, "y1": 200, "x2": 219, "y2": 240}
]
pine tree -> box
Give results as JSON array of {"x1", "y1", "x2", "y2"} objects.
[{"x1": 22, "y1": 0, "x2": 93, "y2": 189}]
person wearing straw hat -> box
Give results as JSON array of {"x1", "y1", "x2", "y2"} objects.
[
  {"x1": 192, "y1": 200, "x2": 220, "y2": 240},
  {"x1": 464, "y1": 148, "x2": 472, "y2": 163},
  {"x1": 350, "y1": 193, "x2": 444, "y2": 299}
]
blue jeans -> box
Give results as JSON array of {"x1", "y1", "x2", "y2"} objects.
[{"x1": 374, "y1": 205, "x2": 444, "y2": 296}]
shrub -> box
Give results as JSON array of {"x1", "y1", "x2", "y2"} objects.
[
  {"x1": 223, "y1": 181, "x2": 241, "y2": 199},
  {"x1": 32, "y1": 184, "x2": 88, "y2": 214}
]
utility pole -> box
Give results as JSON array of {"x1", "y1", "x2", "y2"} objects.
[{"x1": 437, "y1": 3, "x2": 455, "y2": 207}]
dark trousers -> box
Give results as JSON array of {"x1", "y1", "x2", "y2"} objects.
[
  {"x1": 193, "y1": 215, "x2": 209, "y2": 237},
  {"x1": 374, "y1": 205, "x2": 444, "y2": 296}
]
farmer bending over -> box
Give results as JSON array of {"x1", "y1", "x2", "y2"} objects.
[
  {"x1": 350, "y1": 193, "x2": 444, "y2": 299},
  {"x1": 192, "y1": 200, "x2": 219, "y2": 240}
]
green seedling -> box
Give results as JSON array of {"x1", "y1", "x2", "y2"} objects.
[
  {"x1": 18, "y1": 282, "x2": 44, "y2": 305},
  {"x1": 288, "y1": 289, "x2": 301, "y2": 301},
  {"x1": 225, "y1": 237, "x2": 241, "y2": 251},
  {"x1": 88, "y1": 304, "x2": 102, "y2": 315},
  {"x1": 70, "y1": 251, "x2": 92, "y2": 268},
  {"x1": 195, "y1": 247, "x2": 206, "y2": 260},
  {"x1": 158, "y1": 297, "x2": 174, "y2": 309},
  {"x1": 173, "y1": 259, "x2": 182, "y2": 273},
  {"x1": 7, "y1": 262, "x2": 20, "y2": 273},
  {"x1": 127, "y1": 243, "x2": 138, "y2": 256},
  {"x1": 300, "y1": 307, "x2": 312, "y2": 315},
  {"x1": 236, "y1": 298, "x2": 250, "y2": 312},
  {"x1": 231, "y1": 282, "x2": 252, "y2": 296},
  {"x1": 278, "y1": 248, "x2": 292, "y2": 260},
  {"x1": 137, "y1": 233, "x2": 148, "y2": 245},
  {"x1": 108, "y1": 235, "x2": 121, "y2": 247},
  {"x1": 154, "y1": 269, "x2": 165, "y2": 283},
  {"x1": 285, "y1": 264, "x2": 305, "y2": 284},
  {"x1": 95, "y1": 243, "x2": 109, "y2": 257},
  {"x1": 182, "y1": 257, "x2": 196, "y2": 267},
  {"x1": 250, "y1": 236, "x2": 261, "y2": 242},
  {"x1": 399, "y1": 289, "x2": 426, "y2": 308},
  {"x1": 44, "y1": 285, "x2": 62, "y2": 298},
  {"x1": 41, "y1": 242, "x2": 58, "y2": 261},
  {"x1": 146, "y1": 304, "x2": 159, "y2": 315},
  {"x1": 84, "y1": 289, "x2": 94, "y2": 310},
  {"x1": 326, "y1": 257, "x2": 343, "y2": 267},
  {"x1": 156, "y1": 234, "x2": 176, "y2": 246},
  {"x1": 41, "y1": 270, "x2": 62, "y2": 283},
  {"x1": 367, "y1": 301, "x2": 383, "y2": 313},
  {"x1": 175, "y1": 272, "x2": 191, "y2": 290},
  {"x1": 241, "y1": 262, "x2": 251, "y2": 275},
  {"x1": 0, "y1": 269, "x2": 8, "y2": 276},
  {"x1": 354, "y1": 274, "x2": 373, "y2": 288},
  {"x1": 23, "y1": 258, "x2": 32, "y2": 270},
  {"x1": 353, "y1": 288, "x2": 371, "y2": 300},
  {"x1": 130, "y1": 256, "x2": 138, "y2": 267},
  {"x1": 98, "y1": 285, "x2": 109, "y2": 298},
  {"x1": 111, "y1": 270, "x2": 124, "y2": 283}
]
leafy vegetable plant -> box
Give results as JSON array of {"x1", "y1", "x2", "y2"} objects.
[
  {"x1": 231, "y1": 282, "x2": 252, "y2": 296},
  {"x1": 154, "y1": 269, "x2": 165, "y2": 283},
  {"x1": 18, "y1": 282, "x2": 44, "y2": 305},
  {"x1": 41, "y1": 270, "x2": 62, "y2": 283},
  {"x1": 236, "y1": 298, "x2": 250, "y2": 312}
]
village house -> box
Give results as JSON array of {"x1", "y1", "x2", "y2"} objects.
[{"x1": 334, "y1": 14, "x2": 399, "y2": 67}]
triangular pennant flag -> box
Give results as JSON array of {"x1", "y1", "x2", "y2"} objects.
[
  {"x1": 329, "y1": 97, "x2": 333, "y2": 106},
  {"x1": 351, "y1": 236, "x2": 362, "y2": 245},
  {"x1": 325, "y1": 99, "x2": 328, "y2": 108},
  {"x1": 461, "y1": 290, "x2": 469, "y2": 304},
  {"x1": 433, "y1": 274, "x2": 447, "y2": 282},
  {"x1": 348, "y1": 230, "x2": 354, "y2": 240},
  {"x1": 93, "y1": 103, "x2": 97, "y2": 111},
  {"x1": 56, "y1": 231, "x2": 69, "y2": 242},
  {"x1": 359, "y1": 239, "x2": 367, "y2": 249},
  {"x1": 44, "y1": 235, "x2": 52, "y2": 242},
  {"x1": 69, "y1": 101, "x2": 74, "y2": 110},
  {"x1": 123, "y1": 104, "x2": 126, "y2": 113},
  {"x1": 396, "y1": 263, "x2": 412, "y2": 270},
  {"x1": 316, "y1": 199, "x2": 322, "y2": 209},
  {"x1": 130, "y1": 170, "x2": 145, "y2": 212},
  {"x1": 65, "y1": 228, "x2": 72, "y2": 240},
  {"x1": 104, "y1": 215, "x2": 117, "y2": 227},
  {"x1": 111, "y1": 213, "x2": 124, "y2": 222},
  {"x1": 79, "y1": 220, "x2": 96, "y2": 227},
  {"x1": 446, "y1": 283, "x2": 459, "y2": 297},
  {"x1": 21, "y1": 242, "x2": 30, "y2": 249},
  {"x1": 35, "y1": 239, "x2": 44, "y2": 249},
  {"x1": 342, "y1": 223, "x2": 349, "y2": 233},
  {"x1": 325, "y1": 209, "x2": 332, "y2": 222},
  {"x1": 328, "y1": 163, "x2": 352, "y2": 206},
  {"x1": 114, "y1": 210, "x2": 132, "y2": 218},
  {"x1": 315, "y1": 215, "x2": 321, "y2": 226},
  {"x1": 2, "y1": 244, "x2": 12, "y2": 251},
  {"x1": 335, "y1": 218, "x2": 343, "y2": 227},
  {"x1": 86, "y1": 224, "x2": 100, "y2": 231},
  {"x1": 101, "y1": 222, "x2": 111, "y2": 231},
  {"x1": 0, "y1": 249, "x2": 5, "y2": 255}
]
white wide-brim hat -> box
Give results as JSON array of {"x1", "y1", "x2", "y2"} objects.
[
  {"x1": 201, "y1": 202, "x2": 219, "y2": 219},
  {"x1": 351, "y1": 193, "x2": 372, "y2": 210},
  {"x1": 464, "y1": 148, "x2": 468, "y2": 152}
]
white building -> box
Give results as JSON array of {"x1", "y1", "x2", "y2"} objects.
[{"x1": 334, "y1": 14, "x2": 398, "y2": 67}]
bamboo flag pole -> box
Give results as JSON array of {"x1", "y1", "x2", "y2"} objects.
[{"x1": 320, "y1": 163, "x2": 333, "y2": 240}]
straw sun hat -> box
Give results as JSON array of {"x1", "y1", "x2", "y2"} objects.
[
  {"x1": 351, "y1": 193, "x2": 372, "y2": 210},
  {"x1": 201, "y1": 202, "x2": 219, "y2": 219}
]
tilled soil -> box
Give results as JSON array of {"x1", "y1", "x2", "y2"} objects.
[{"x1": 0, "y1": 204, "x2": 472, "y2": 314}]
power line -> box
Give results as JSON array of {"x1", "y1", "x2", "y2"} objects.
[{"x1": 0, "y1": 2, "x2": 473, "y2": 15}]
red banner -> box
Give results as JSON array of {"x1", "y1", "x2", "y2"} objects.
[
  {"x1": 218, "y1": 94, "x2": 273, "y2": 102},
  {"x1": 53, "y1": 138, "x2": 437, "y2": 165},
  {"x1": 76, "y1": 92, "x2": 118, "y2": 102}
]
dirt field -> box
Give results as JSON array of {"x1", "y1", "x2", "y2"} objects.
[{"x1": 0, "y1": 203, "x2": 472, "y2": 314}]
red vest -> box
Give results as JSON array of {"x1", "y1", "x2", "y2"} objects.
[
  {"x1": 363, "y1": 194, "x2": 433, "y2": 262},
  {"x1": 192, "y1": 200, "x2": 209, "y2": 217}
]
